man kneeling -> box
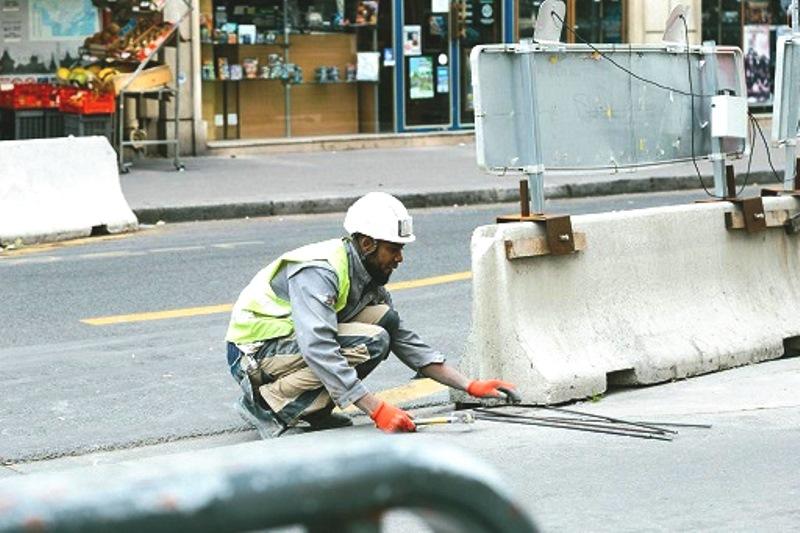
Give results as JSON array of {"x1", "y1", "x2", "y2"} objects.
[{"x1": 225, "y1": 192, "x2": 516, "y2": 438}]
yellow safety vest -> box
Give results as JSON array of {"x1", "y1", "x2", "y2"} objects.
[{"x1": 225, "y1": 238, "x2": 351, "y2": 344}]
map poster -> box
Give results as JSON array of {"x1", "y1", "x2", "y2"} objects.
[
  {"x1": 0, "y1": 0, "x2": 97, "y2": 75},
  {"x1": 29, "y1": 0, "x2": 98, "y2": 41}
]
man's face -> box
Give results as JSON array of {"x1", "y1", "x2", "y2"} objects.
[{"x1": 363, "y1": 239, "x2": 404, "y2": 285}]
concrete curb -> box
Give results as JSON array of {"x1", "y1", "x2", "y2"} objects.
[{"x1": 133, "y1": 170, "x2": 780, "y2": 224}]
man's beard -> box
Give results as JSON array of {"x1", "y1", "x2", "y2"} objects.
[{"x1": 364, "y1": 256, "x2": 392, "y2": 286}]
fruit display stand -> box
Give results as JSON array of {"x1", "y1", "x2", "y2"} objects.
[{"x1": 88, "y1": 0, "x2": 192, "y2": 172}]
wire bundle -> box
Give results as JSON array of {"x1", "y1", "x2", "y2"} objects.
[{"x1": 472, "y1": 404, "x2": 711, "y2": 441}]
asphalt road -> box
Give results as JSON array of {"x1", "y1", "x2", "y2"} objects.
[{"x1": 0, "y1": 189, "x2": 753, "y2": 462}]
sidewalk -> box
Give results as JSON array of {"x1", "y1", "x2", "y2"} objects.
[{"x1": 121, "y1": 135, "x2": 790, "y2": 224}]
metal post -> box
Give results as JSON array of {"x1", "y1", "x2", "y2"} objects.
[
  {"x1": 519, "y1": 48, "x2": 546, "y2": 214},
  {"x1": 527, "y1": 173, "x2": 545, "y2": 214},
  {"x1": 785, "y1": 142, "x2": 797, "y2": 190},
  {"x1": 702, "y1": 40, "x2": 726, "y2": 197}
]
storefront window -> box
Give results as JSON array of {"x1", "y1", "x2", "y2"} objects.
[
  {"x1": 702, "y1": 0, "x2": 792, "y2": 106},
  {"x1": 517, "y1": 0, "x2": 624, "y2": 43},
  {"x1": 200, "y1": 0, "x2": 391, "y2": 140},
  {"x1": 574, "y1": 0, "x2": 623, "y2": 43}
]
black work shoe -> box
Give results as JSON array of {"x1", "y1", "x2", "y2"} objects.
[
  {"x1": 235, "y1": 396, "x2": 287, "y2": 439},
  {"x1": 300, "y1": 409, "x2": 353, "y2": 430}
]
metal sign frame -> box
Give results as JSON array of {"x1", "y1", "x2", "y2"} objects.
[
  {"x1": 771, "y1": 0, "x2": 800, "y2": 191},
  {"x1": 472, "y1": 42, "x2": 748, "y2": 211}
]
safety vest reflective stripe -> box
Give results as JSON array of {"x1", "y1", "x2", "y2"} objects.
[{"x1": 225, "y1": 239, "x2": 351, "y2": 344}]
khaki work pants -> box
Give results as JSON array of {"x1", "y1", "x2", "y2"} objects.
[{"x1": 251, "y1": 304, "x2": 395, "y2": 425}]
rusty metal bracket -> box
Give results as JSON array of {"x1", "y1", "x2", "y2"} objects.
[
  {"x1": 694, "y1": 165, "x2": 767, "y2": 233},
  {"x1": 497, "y1": 180, "x2": 584, "y2": 258},
  {"x1": 761, "y1": 159, "x2": 800, "y2": 197},
  {"x1": 724, "y1": 196, "x2": 768, "y2": 233},
  {"x1": 725, "y1": 196, "x2": 782, "y2": 233}
]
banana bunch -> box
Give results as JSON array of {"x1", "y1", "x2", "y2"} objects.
[{"x1": 56, "y1": 65, "x2": 120, "y2": 90}]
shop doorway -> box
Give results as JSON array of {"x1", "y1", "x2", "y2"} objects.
[
  {"x1": 400, "y1": 0, "x2": 504, "y2": 128},
  {"x1": 402, "y1": 0, "x2": 453, "y2": 128}
]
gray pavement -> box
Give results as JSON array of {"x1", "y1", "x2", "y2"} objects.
[
  {"x1": 3, "y1": 355, "x2": 799, "y2": 532},
  {"x1": 122, "y1": 134, "x2": 791, "y2": 224}
]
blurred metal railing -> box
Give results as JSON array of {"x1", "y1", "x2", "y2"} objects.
[{"x1": 0, "y1": 435, "x2": 536, "y2": 533}]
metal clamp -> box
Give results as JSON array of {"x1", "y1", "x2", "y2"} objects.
[
  {"x1": 499, "y1": 215, "x2": 586, "y2": 259},
  {"x1": 724, "y1": 196, "x2": 768, "y2": 233},
  {"x1": 496, "y1": 179, "x2": 583, "y2": 258}
]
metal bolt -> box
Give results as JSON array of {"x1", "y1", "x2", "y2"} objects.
[
  {"x1": 754, "y1": 213, "x2": 765, "y2": 220},
  {"x1": 559, "y1": 234, "x2": 570, "y2": 242}
]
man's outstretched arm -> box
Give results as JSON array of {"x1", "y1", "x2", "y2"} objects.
[{"x1": 420, "y1": 362, "x2": 518, "y2": 400}]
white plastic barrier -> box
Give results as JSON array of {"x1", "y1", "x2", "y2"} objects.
[
  {"x1": 457, "y1": 196, "x2": 800, "y2": 404},
  {"x1": 0, "y1": 136, "x2": 138, "y2": 245}
]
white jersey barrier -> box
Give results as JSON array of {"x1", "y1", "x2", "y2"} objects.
[
  {"x1": 0, "y1": 136, "x2": 138, "y2": 245},
  {"x1": 457, "y1": 197, "x2": 800, "y2": 404}
]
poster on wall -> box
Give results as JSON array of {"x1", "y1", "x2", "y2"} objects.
[
  {"x1": 743, "y1": 24, "x2": 772, "y2": 103},
  {"x1": 403, "y1": 25, "x2": 421, "y2": 56},
  {"x1": 409, "y1": 55, "x2": 433, "y2": 99},
  {"x1": 436, "y1": 65, "x2": 448, "y2": 93},
  {"x1": 357, "y1": 51, "x2": 380, "y2": 81},
  {"x1": 0, "y1": 0, "x2": 98, "y2": 78}
]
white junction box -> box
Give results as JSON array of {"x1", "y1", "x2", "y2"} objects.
[{"x1": 710, "y1": 94, "x2": 748, "y2": 139}]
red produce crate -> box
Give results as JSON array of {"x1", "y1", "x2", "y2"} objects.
[
  {"x1": 59, "y1": 89, "x2": 116, "y2": 115},
  {"x1": 0, "y1": 84, "x2": 43, "y2": 110},
  {"x1": 37, "y1": 84, "x2": 60, "y2": 109}
]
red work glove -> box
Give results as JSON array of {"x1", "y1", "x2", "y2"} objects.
[
  {"x1": 370, "y1": 401, "x2": 416, "y2": 433},
  {"x1": 467, "y1": 379, "x2": 518, "y2": 399}
]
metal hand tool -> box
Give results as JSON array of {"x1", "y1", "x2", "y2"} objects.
[{"x1": 415, "y1": 412, "x2": 475, "y2": 427}]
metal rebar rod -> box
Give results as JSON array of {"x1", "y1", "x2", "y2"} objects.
[
  {"x1": 628, "y1": 421, "x2": 712, "y2": 429},
  {"x1": 473, "y1": 408, "x2": 671, "y2": 437},
  {"x1": 484, "y1": 404, "x2": 678, "y2": 435},
  {"x1": 472, "y1": 414, "x2": 674, "y2": 441}
]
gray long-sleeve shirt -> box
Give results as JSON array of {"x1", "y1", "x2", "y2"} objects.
[{"x1": 268, "y1": 239, "x2": 445, "y2": 407}]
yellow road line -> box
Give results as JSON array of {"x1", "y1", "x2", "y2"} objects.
[
  {"x1": 81, "y1": 271, "x2": 472, "y2": 326},
  {"x1": 386, "y1": 270, "x2": 471, "y2": 291},
  {"x1": 82, "y1": 304, "x2": 234, "y2": 326},
  {"x1": 337, "y1": 378, "x2": 448, "y2": 414}
]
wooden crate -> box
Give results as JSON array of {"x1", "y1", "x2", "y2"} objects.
[{"x1": 112, "y1": 64, "x2": 173, "y2": 94}]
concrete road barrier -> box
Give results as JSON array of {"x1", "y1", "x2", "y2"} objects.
[
  {"x1": 456, "y1": 196, "x2": 800, "y2": 404},
  {"x1": 0, "y1": 136, "x2": 137, "y2": 245}
]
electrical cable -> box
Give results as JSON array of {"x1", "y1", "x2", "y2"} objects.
[
  {"x1": 549, "y1": 11, "x2": 719, "y2": 98},
  {"x1": 549, "y1": 10, "x2": 767, "y2": 198},
  {"x1": 748, "y1": 110, "x2": 784, "y2": 184},
  {"x1": 681, "y1": 14, "x2": 716, "y2": 198},
  {"x1": 737, "y1": 114, "x2": 758, "y2": 197}
]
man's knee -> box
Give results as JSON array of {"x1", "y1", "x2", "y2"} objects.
[
  {"x1": 370, "y1": 327, "x2": 391, "y2": 361},
  {"x1": 376, "y1": 308, "x2": 399, "y2": 337}
]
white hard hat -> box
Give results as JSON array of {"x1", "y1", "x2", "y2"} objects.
[{"x1": 344, "y1": 192, "x2": 416, "y2": 244}]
